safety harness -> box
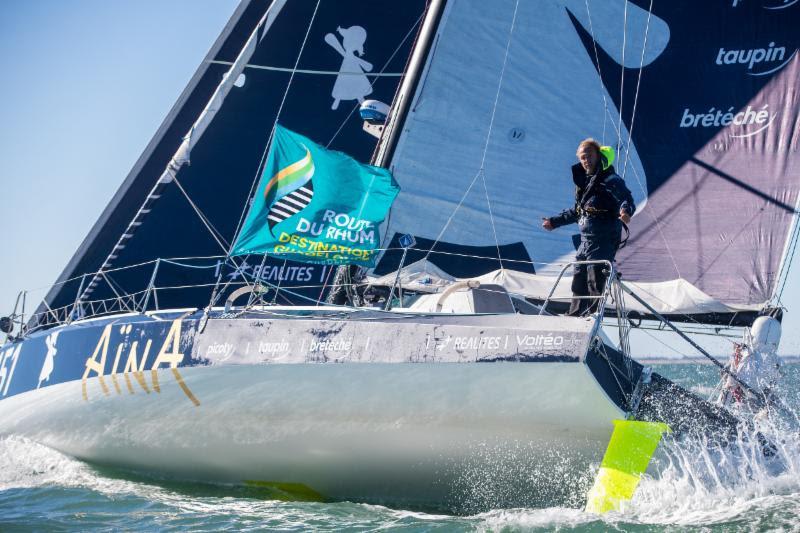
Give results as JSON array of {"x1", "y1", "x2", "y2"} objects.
[{"x1": 572, "y1": 146, "x2": 630, "y2": 250}]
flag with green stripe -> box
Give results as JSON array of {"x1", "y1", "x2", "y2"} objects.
[{"x1": 232, "y1": 125, "x2": 399, "y2": 267}]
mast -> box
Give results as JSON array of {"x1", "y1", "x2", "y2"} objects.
[
  {"x1": 326, "y1": 0, "x2": 447, "y2": 305},
  {"x1": 373, "y1": 0, "x2": 447, "y2": 168}
]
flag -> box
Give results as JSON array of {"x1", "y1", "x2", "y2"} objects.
[{"x1": 231, "y1": 125, "x2": 399, "y2": 267}]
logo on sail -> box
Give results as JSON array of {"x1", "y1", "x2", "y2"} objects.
[
  {"x1": 762, "y1": 0, "x2": 798, "y2": 9},
  {"x1": 264, "y1": 146, "x2": 315, "y2": 234},
  {"x1": 731, "y1": 0, "x2": 798, "y2": 8},
  {"x1": 679, "y1": 104, "x2": 778, "y2": 138},
  {"x1": 715, "y1": 43, "x2": 796, "y2": 76}
]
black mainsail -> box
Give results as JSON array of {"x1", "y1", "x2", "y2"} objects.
[{"x1": 34, "y1": 0, "x2": 428, "y2": 325}]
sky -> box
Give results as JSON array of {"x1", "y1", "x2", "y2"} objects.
[
  {"x1": 0, "y1": 0, "x2": 797, "y2": 358},
  {"x1": 0, "y1": 0, "x2": 238, "y2": 315}
]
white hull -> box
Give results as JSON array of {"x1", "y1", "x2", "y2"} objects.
[{"x1": 0, "y1": 361, "x2": 622, "y2": 510}]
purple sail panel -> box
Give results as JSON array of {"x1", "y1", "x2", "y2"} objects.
[{"x1": 612, "y1": 9, "x2": 799, "y2": 306}]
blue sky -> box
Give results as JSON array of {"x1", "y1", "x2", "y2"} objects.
[
  {"x1": 0, "y1": 1, "x2": 797, "y2": 357},
  {"x1": 0, "y1": 0, "x2": 238, "y2": 314}
]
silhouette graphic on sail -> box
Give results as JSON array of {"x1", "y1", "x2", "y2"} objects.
[
  {"x1": 264, "y1": 146, "x2": 315, "y2": 235},
  {"x1": 325, "y1": 26, "x2": 373, "y2": 110}
]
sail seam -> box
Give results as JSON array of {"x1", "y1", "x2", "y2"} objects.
[
  {"x1": 207, "y1": 60, "x2": 403, "y2": 77},
  {"x1": 325, "y1": 10, "x2": 425, "y2": 150}
]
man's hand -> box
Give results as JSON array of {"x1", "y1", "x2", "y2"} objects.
[
  {"x1": 542, "y1": 218, "x2": 554, "y2": 231},
  {"x1": 619, "y1": 210, "x2": 631, "y2": 224}
]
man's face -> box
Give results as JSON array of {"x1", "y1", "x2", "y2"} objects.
[{"x1": 577, "y1": 146, "x2": 599, "y2": 173}]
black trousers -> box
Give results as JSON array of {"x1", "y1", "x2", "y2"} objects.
[
  {"x1": 568, "y1": 263, "x2": 608, "y2": 316},
  {"x1": 567, "y1": 233, "x2": 618, "y2": 316}
]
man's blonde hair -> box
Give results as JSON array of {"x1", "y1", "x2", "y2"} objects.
[{"x1": 576, "y1": 138, "x2": 601, "y2": 156}]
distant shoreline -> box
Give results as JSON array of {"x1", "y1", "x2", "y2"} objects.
[{"x1": 639, "y1": 357, "x2": 800, "y2": 365}]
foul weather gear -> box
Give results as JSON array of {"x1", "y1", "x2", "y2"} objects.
[{"x1": 546, "y1": 160, "x2": 635, "y2": 316}]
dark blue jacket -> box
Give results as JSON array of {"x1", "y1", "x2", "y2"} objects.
[{"x1": 548, "y1": 163, "x2": 635, "y2": 236}]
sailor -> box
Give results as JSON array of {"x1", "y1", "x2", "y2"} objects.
[{"x1": 542, "y1": 138, "x2": 635, "y2": 316}]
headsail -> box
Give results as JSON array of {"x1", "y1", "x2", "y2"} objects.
[{"x1": 377, "y1": 0, "x2": 800, "y2": 315}]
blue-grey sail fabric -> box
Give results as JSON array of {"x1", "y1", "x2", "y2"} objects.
[{"x1": 383, "y1": 0, "x2": 799, "y2": 308}]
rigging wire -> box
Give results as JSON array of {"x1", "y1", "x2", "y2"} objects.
[
  {"x1": 205, "y1": 0, "x2": 323, "y2": 311},
  {"x1": 620, "y1": 321, "x2": 740, "y2": 338},
  {"x1": 424, "y1": 0, "x2": 520, "y2": 264},
  {"x1": 612, "y1": 0, "x2": 683, "y2": 281},
  {"x1": 617, "y1": 0, "x2": 629, "y2": 154},
  {"x1": 228, "y1": 0, "x2": 323, "y2": 255},
  {"x1": 325, "y1": 11, "x2": 425, "y2": 149},
  {"x1": 481, "y1": 174, "x2": 505, "y2": 271},
  {"x1": 208, "y1": 60, "x2": 403, "y2": 78},
  {"x1": 317, "y1": 265, "x2": 335, "y2": 307},
  {"x1": 637, "y1": 325, "x2": 695, "y2": 359},
  {"x1": 172, "y1": 175, "x2": 231, "y2": 252},
  {"x1": 621, "y1": 0, "x2": 653, "y2": 181},
  {"x1": 99, "y1": 272, "x2": 134, "y2": 313},
  {"x1": 584, "y1": 0, "x2": 610, "y2": 145},
  {"x1": 775, "y1": 201, "x2": 800, "y2": 302},
  {"x1": 583, "y1": 0, "x2": 682, "y2": 281},
  {"x1": 269, "y1": 259, "x2": 290, "y2": 305}
]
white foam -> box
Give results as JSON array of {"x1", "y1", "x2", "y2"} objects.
[
  {"x1": 0, "y1": 435, "x2": 168, "y2": 499},
  {"x1": 2, "y1": 413, "x2": 799, "y2": 529},
  {"x1": 476, "y1": 507, "x2": 599, "y2": 530},
  {"x1": 0, "y1": 435, "x2": 89, "y2": 490},
  {"x1": 619, "y1": 423, "x2": 800, "y2": 526}
]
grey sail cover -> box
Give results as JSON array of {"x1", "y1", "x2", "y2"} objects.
[{"x1": 382, "y1": 0, "x2": 799, "y2": 309}]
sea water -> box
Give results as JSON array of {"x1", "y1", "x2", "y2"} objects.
[{"x1": 1, "y1": 363, "x2": 799, "y2": 531}]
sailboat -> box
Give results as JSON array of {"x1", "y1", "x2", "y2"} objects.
[{"x1": 0, "y1": 0, "x2": 797, "y2": 512}]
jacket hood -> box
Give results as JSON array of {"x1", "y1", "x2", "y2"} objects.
[
  {"x1": 571, "y1": 162, "x2": 617, "y2": 187},
  {"x1": 571, "y1": 145, "x2": 616, "y2": 186}
]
